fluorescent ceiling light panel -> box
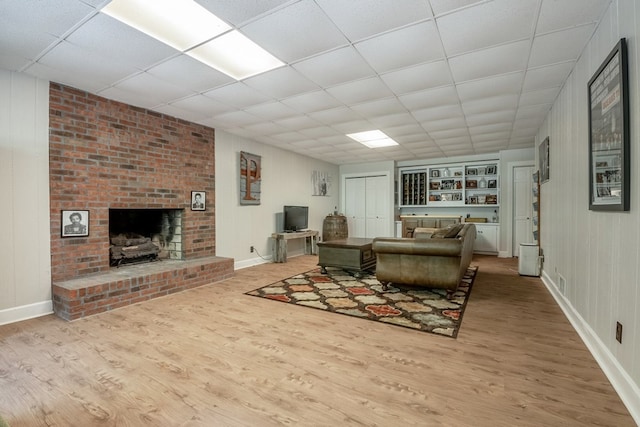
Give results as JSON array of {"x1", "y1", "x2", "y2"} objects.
[
  {"x1": 187, "y1": 31, "x2": 285, "y2": 80},
  {"x1": 102, "y1": 0, "x2": 231, "y2": 51},
  {"x1": 347, "y1": 130, "x2": 399, "y2": 148}
]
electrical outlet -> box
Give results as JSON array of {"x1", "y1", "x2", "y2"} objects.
[
  {"x1": 250, "y1": 246, "x2": 254, "y2": 253},
  {"x1": 616, "y1": 322, "x2": 623, "y2": 343}
]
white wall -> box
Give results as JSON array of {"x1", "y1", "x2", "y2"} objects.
[
  {"x1": 535, "y1": 0, "x2": 639, "y2": 420},
  {"x1": 215, "y1": 130, "x2": 339, "y2": 269},
  {"x1": 0, "y1": 70, "x2": 52, "y2": 325}
]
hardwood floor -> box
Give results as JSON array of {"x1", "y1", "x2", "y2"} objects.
[{"x1": 0, "y1": 255, "x2": 634, "y2": 426}]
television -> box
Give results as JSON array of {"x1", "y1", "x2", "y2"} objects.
[{"x1": 283, "y1": 205, "x2": 309, "y2": 232}]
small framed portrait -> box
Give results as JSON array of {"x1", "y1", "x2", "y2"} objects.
[
  {"x1": 61, "y1": 210, "x2": 89, "y2": 237},
  {"x1": 466, "y1": 180, "x2": 478, "y2": 188},
  {"x1": 486, "y1": 165, "x2": 497, "y2": 175},
  {"x1": 429, "y1": 181, "x2": 440, "y2": 190},
  {"x1": 488, "y1": 179, "x2": 497, "y2": 188},
  {"x1": 191, "y1": 191, "x2": 206, "y2": 211},
  {"x1": 466, "y1": 168, "x2": 477, "y2": 175},
  {"x1": 430, "y1": 169, "x2": 440, "y2": 178}
]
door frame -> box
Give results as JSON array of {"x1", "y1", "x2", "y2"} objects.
[{"x1": 504, "y1": 160, "x2": 535, "y2": 257}]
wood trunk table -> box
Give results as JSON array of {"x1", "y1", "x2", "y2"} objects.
[{"x1": 317, "y1": 237, "x2": 375, "y2": 278}]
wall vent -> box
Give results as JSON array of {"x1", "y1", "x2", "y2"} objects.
[{"x1": 558, "y1": 274, "x2": 566, "y2": 295}]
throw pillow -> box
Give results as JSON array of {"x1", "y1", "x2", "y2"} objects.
[{"x1": 444, "y1": 223, "x2": 464, "y2": 238}]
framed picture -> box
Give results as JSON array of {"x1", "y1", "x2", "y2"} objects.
[
  {"x1": 430, "y1": 169, "x2": 440, "y2": 178},
  {"x1": 539, "y1": 137, "x2": 550, "y2": 183},
  {"x1": 486, "y1": 165, "x2": 497, "y2": 175},
  {"x1": 466, "y1": 168, "x2": 477, "y2": 175},
  {"x1": 588, "y1": 38, "x2": 630, "y2": 211},
  {"x1": 191, "y1": 191, "x2": 206, "y2": 210},
  {"x1": 466, "y1": 180, "x2": 477, "y2": 188},
  {"x1": 240, "y1": 151, "x2": 262, "y2": 205},
  {"x1": 488, "y1": 179, "x2": 497, "y2": 188},
  {"x1": 61, "y1": 210, "x2": 89, "y2": 237}
]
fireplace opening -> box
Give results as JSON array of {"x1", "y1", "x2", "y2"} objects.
[{"x1": 109, "y1": 209, "x2": 183, "y2": 266}]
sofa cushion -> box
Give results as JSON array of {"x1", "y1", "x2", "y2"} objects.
[{"x1": 431, "y1": 223, "x2": 464, "y2": 239}]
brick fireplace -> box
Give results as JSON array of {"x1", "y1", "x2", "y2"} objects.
[{"x1": 49, "y1": 83, "x2": 233, "y2": 320}]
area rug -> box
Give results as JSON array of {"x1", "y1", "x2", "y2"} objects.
[{"x1": 246, "y1": 266, "x2": 478, "y2": 338}]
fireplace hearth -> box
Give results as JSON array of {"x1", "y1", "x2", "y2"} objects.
[{"x1": 109, "y1": 209, "x2": 183, "y2": 266}]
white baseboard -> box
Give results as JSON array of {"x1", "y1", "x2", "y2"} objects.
[
  {"x1": 0, "y1": 300, "x2": 53, "y2": 325},
  {"x1": 235, "y1": 255, "x2": 272, "y2": 270},
  {"x1": 498, "y1": 250, "x2": 510, "y2": 258},
  {"x1": 540, "y1": 270, "x2": 640, "y2": 425}
]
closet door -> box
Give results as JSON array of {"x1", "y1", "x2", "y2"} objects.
[
  {"x1": 345, "y1": 175, "x2": 391, "y2": 238},
  {"x1": 345, "y1": 177, "x2": 366, "y2": 237},
  {"x1": 365, "y1": 175, "x2": 390, "y2": 238}
]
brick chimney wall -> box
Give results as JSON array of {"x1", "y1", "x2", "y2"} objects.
[{"x1": 49, "y1": 83, "x2": 216, "y2": 282}]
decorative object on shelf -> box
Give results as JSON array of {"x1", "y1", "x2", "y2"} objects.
[
  {"x1": 191, "y1": 191, "x2": 206, "y2": 211},
  {"x1": 486, "y1": 165, "x2": 497, "y2": 175},
  {"x1": 539, "y1": 137, "x2": 550, "y2": 184},
  {"x1": 466, "y1": 168, "x2": 477, "y2": 175},
  {"x1": 492, "y1": 210, "x2": 498, "y2": 223},
  {"x1": 588, "y1": 37, "x2": 630, "y2": 211},
  {"x1": 61, "y1": 210, "x2": 89, "y2": 237},
  {"x1": 430, "y1": 169, "x2": 440, "y2": 177},
  {"x1": 240, "y1": 151, "x2": 261, "y2": 205},
  {"x1": 442, "y1": 167, "x2": 450, "y2": 177},
  {"x1": 466, "y1": 180, "x2": 477, "y2": 188},
  {"x1": 478, "y1": 176, "x2": 487, "y2": 188},
  {"x1": 488, "y1": 179, "x2": 497, "y2": 188}
]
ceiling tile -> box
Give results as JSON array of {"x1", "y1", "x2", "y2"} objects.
[
  {"x1": 350, "y1": 97, "x2": 408, "y2": 117},
  {"x1": 437, "y1": 0, "x2": 538, "y2": 56},
  {"x1": 429, "y1": 0, "x2": 485, "y2": 16},
  {"x1": 308, "y1": 107, "x2": 364, "y2": 125},
  {"x1": 449, "y1": 40, "x2": 530, "y2": 82},
  {"x1": 292, "y1": 46, "x2": 376, "y2": 87},
  {"x1": 196, "y1": 0, "x2": 292, "y2": 26},
  {"x1": 456, "y1": 72, "x2": 524, "y2": 101},
  {"x1": 462, "y1": 94, "x2": 519, "y2": 115},
  {"x1": 281, "y1": 90, "x2": 343, "y2": 114},
  {"x1": 536, "y1": 0, "x2": 610, "y2": 34},
  {"x1": 398, "y1": 85, "x2": 460, "y2": 110},
  {"x1": 170, "y1": 94, "x2": 232, "y2": 116},
  {"x1": 244, "y1": 66, "x2": 318, "y2": 99},
  {"x1": 522, "y1": 62, "x2": 574, "y2": 91},
  {"x1": 203, "y1": 82, "x2": 272, "y2": 109},
  {"x1": 381, "y1": 61, "x2": 453, "y2": 94},
  {"x1": 108, "y1": 72, "x2": 195, "y2": 106},
  {"x1": 354, "y1": 21, "x2": 444, "y2": 73},
  {"x1": 529, "y1": 25, "x2": 595, "y2": 68},
  {"x1": 244, "y1": 101, "x2": 298, "y2": 121},
  {"x1": 67, "y1": 14, "x2": 178, "y2": 70},
  {"x1": 519, "y1": 87, "x2": 560, "y2": 106},
  {"x1": 241, "y1": 1, "x2": 348, "y2": 63},
  {"x1": 413, "y1": 104, "x2": 464, "y2": 123},
  {"x1": 147, "y1": 55, "x2": 233, "y2": 93},
  {"x1": 326, "y1": 77, "x2": 394, "y2": 105},
  {"x1": 315, "y1": 0, "x2": 432, "y2": 42}
]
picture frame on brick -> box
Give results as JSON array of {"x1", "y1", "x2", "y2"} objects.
[
  {"x1": 191, "y1": 191, "x2": 206, "y2": 211},
  {"x1": 61, "y1": 210, "x2": 89, "y2": 237}
]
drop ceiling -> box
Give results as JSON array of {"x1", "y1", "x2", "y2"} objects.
[{"x1": 1, "y1": 0, "x2": 612, "y2": 165}]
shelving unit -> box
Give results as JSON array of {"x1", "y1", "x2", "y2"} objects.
[{"x1": 399, "y1": 161, "x2": 499, "y2": 208}]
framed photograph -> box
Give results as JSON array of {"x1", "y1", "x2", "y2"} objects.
[
  {"x1": 61, "y1": 210, "x2": 89, "y2": 237},
  {"x1": 477, "y1": 167, "x2": 486, "y2": 175},
  {"x1": 539, "y1": 137, "x2": 550, "y2": 183},
  {"x1": 588, "y1": 38, "x2": 630, "y2": 211},
  {"x1": 429, "y1": 181, "x2": 440, "y2": 190},
  {"x1": 466, "y1": 168, "x2": 477, "y2": 175},
  {"x1": 191, "y1": 191, "x2": 206, "y2": 211},
  {"x1": 430, "y1": 169, "x2": 440, "y2": 178},
  {"x1": 486, "y1": 165, "x2": 497, "y2": 175},
  {"x1": 466, "y1": 180, "x2": 478, "y2": 188},
  {"x1": 488, "y1": 179, "x2": 497, "y2": 188},
  {"x1": 240, "y1": 151, "x2": 262, "y2": 205}
]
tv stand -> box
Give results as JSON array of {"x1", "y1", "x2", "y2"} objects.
[{"x1": 271, "y1": 230, "x2": 319, "y2": 263}]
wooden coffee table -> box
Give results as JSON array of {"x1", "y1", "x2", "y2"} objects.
[{"x1": 317, "y1": 237, "x2": 375, "y2": 278}]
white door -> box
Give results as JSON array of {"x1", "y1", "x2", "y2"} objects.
[
  {"x1": 513, "y1": 166, "x2": 535, "y2": 256},
  {"x1": 365, "y1": 175, "x2": 391, "y2": 238},
  {"x1": 345, "y1": 175, "x2": 390, "y2": 238},
  {"x1": 345, "y1": 177, "x2": 366, "y2": 237}
]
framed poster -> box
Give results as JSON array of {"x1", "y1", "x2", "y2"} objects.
[
  {"x1": 588, "y1": 38, "x2": 630, "y2": 211},
  {"x1": 539, "y1": 137, "x2": 549, "y2": 183},
  {"x1": 61, "y1": 210, "x2": 89, "y2": 237},
  {"x1": 191, "y1": 191, "x2": 206, "y2": 211},
  {"x1": 240, "y1": 151, "x2": 261, "y2": 205}
]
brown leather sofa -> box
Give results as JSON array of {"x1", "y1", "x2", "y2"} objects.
[{"x1": 372, "y1": 223, "x2": 476, "y2": 296}]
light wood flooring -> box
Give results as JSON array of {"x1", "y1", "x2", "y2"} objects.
[{"x1": 0, "y1": 255, "x2": 635, "y2": 426}]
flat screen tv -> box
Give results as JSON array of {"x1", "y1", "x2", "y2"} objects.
[{"x1": 283, "y1": 205, "x2": 308, "y2": 232}]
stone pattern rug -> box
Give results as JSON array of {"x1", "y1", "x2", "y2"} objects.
[{"x1": 246, "y1": 266, "x2": 478, "y2": 338}]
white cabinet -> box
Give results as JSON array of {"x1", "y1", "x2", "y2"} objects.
[
  {"x1": 474, "y1": 223, "x2": 498, "y2": 253},
  {"x1": 345, "y1": 175, "x2": 391, "y2": 238}
]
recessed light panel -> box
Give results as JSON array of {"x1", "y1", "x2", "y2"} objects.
[
  {"x1": 347, "y1": 130, "x2": 399, "y2": 148},
  {"x1": 187, "y1": 31, "x2": 284, "y2": 80},
  {"x1": 102, "y1": 0, "x2": 231, "y2": 51}
]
